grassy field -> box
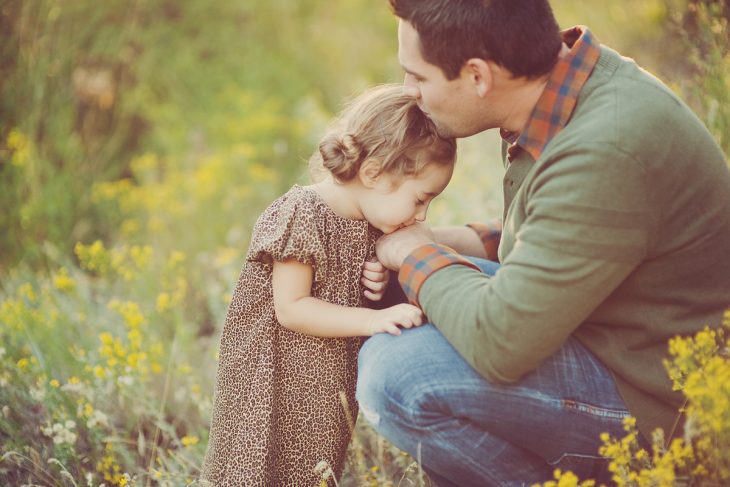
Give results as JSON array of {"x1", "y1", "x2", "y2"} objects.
[{"x1": 1, "y1": 0, "x2": 728, "y2": 485}]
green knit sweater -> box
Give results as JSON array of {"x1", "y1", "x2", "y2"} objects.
[{"x1": 420, "y1": 45, "x2": 730, "y2": 442}]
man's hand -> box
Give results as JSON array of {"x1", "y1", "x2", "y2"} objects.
[
  {"x1": 376, "y1": 222, "x2": 436, "y2": 270},
  {"x1": 366, "y1": 303, "x2": 423, "y2": 336},
  {"x1": 361, "y1": 259, "x2": 390, "y2": 301}
]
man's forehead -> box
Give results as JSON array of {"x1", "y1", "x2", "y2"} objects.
[
  {"x1": 397, "y1": 19, "x2": 419, "y2": 48},
  {"x1": 397, "y1": 21, "x2": 423, "y2": 68}
]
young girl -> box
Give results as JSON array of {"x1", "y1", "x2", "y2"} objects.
[{"x1": 200, "y1": 84, "x2": 456, "y2": 486}]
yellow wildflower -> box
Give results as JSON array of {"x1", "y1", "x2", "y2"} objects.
[
  {"x1": 156, "y1": 292, "x2": 171, "y2": 313},
  {"x1": 99, "y1": 332, "x2": 114, "y2": 345},
  {"x1": 181, "y1": 435, "x2": 199, "y2": 447},
  {"x1": 130, "y1": 245, "x2": 152, "y2": 269},
  {"x1": 75, "y1": 240, "x2": 111, "y2": 275},
  {"x1": 7, "y1": 129, "x2": 31, "y2": 167},
  {"x1": 93, "y1": 365, "x2": 106, "y2": 379},
  {"x1": 108, "y1": 300, "x2": 145, "y2": 328},
  {"x1": 111, "y1": 247, "x2": 135, "y2": 281},
  {"x1": 53, "y1": 267, "x2": 76, "y2": 292}
]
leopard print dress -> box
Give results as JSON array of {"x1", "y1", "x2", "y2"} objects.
[{"x1": 200, "y1": 184, "x2": 382, "y2": 486}]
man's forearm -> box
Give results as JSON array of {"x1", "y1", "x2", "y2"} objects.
[{"x1": 432, "y1": 225, "x2": 489, "y2": 259}]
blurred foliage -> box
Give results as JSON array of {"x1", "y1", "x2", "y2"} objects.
[
  {"x1": 665, "y1": 0, "x2": 730, "y2": 155},
  {"x1": 0, "y1": 0, "x2": 728, "y2": 485},
  {"x1": 0, "y1": 0, "x2": 397, "y2": 271}
]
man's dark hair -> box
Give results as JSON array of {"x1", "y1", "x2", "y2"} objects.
[{"x1": 390, "y1": 0, "x2": 563, "y2": 80}]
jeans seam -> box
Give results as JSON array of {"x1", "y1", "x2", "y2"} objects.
[
  {"x1": 560, "y1": 398, "x2": 631, "y2": 420},
  {"x1": 547, "y1": 451, "x2": 606, "y2": 466}
]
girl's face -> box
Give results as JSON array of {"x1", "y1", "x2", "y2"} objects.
[{"x1": 359, "y1": 162, "x2": 454, "y2": 234}]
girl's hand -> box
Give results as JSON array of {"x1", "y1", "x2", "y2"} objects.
[
  {"x1": 361, "y1": 259, "x2": 390, "y2": 301},
  {"x1": 367, "y1": 303, "x2": 423, "y2": 336}
]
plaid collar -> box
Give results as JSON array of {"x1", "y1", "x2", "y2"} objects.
[{"x1": 501, "y1": 26, "x2": 601, "y2": 162}]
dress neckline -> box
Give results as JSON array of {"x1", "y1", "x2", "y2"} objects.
[{"x1": 294, "y1": 184, "x2": 369, "y2": 227}]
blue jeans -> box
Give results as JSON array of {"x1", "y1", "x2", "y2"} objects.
[{"x1": 357, "y1": 258, "x2": 636, "y2": 486}]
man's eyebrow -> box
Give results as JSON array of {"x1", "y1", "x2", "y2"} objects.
[{"x1": 400, "y1": 63, "x2": 424, "y2": 78}]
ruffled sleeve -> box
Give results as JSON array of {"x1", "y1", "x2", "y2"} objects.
[{"x1": 246, "y1": 186, "x2": 325, "y2": 273}]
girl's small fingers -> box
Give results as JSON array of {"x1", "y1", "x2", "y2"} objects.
[
  {"x1": 364, "y1": 290, "x2": 383, "y2": 301},
  {"x1": 361, "y1": 278, "x2": 385, "y2": 293},
  {"x1": 363, "y1": 260, "x2": 386, "y2": 272},
  {"x1": 362, "y1": 269, "x2": 385, "y2": 282},
  {"x1": 366, "y1": 279, "x2": 385, "y2": 292}
]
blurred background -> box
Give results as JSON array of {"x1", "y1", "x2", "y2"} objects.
[{"x1": 0, "y1": 0, "x2": 727, "y2": 485}]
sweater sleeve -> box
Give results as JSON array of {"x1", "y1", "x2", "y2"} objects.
[{"x1": 402, "y1": 146, "x2": 652, "y2": 384}]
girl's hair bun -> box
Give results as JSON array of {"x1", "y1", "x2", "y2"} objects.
[{"x1": 319, "y1": 132, "x2": 362, "y2": 181}]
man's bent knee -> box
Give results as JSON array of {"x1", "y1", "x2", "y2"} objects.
[{"x1": 357, "y1": 326, "x2": 446, "y2": 429}]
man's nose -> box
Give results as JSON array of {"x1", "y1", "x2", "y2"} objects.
[{"x1": 402, "y1": 74, "x2": 421, "y2": 99}]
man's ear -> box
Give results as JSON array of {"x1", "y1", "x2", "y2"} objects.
[
  {"x1": 463, "y1": 58, "x2": 493, "y2": 98},
  {"x1": 358, "y1": 158, "x2": 383, "y2": 188}
]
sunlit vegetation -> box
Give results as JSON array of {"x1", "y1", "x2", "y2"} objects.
[{"x1": 1, "y1": 0, "x2": 727, "y2": 485}]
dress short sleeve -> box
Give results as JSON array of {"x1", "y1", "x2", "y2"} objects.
[{"x1": 246, "y1": 186, "x2": 325, "y2": 270}]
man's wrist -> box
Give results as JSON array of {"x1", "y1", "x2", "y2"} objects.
[
  {"x1": 398, "y1": 243, "x2": 479, "y2": 306},
  {"x1": 393, "y1": 240, "x2": 432, "y2": 268}
]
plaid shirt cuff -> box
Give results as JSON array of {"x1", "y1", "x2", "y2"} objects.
[
  {"x1": 466, "y1": 219, "x2": 502, "y2": 261},
  {"x1": 398, "y1": 243, "x2": 479, "y2": 306}
]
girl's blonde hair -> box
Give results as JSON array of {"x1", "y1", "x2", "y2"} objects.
[{"x1": 309, "y1": 84, "x2": 456, "y2": 182}]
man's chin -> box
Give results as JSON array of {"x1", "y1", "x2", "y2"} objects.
[
  {"x1": 435, "y1": 123, "x2": 478, "y2": 139},
  {"x1": 431, "y1": 120, "x2": 457, "y2": 139}
]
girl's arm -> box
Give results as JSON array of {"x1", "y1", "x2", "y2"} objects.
[{"x1": 272, "y1": 259, "x2": 422, "y2": 337}]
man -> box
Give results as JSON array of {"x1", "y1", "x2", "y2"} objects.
[{"x1": 355, "y1": 0, "x2": 730, "y2": 485}]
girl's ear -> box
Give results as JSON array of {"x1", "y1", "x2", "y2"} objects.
[
  {"x1": 463, "y1": 58, "x2": 493, "y2": 98},
  {"x1": 358, "y1": 158, "x2": 383, "y2": 188}
]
